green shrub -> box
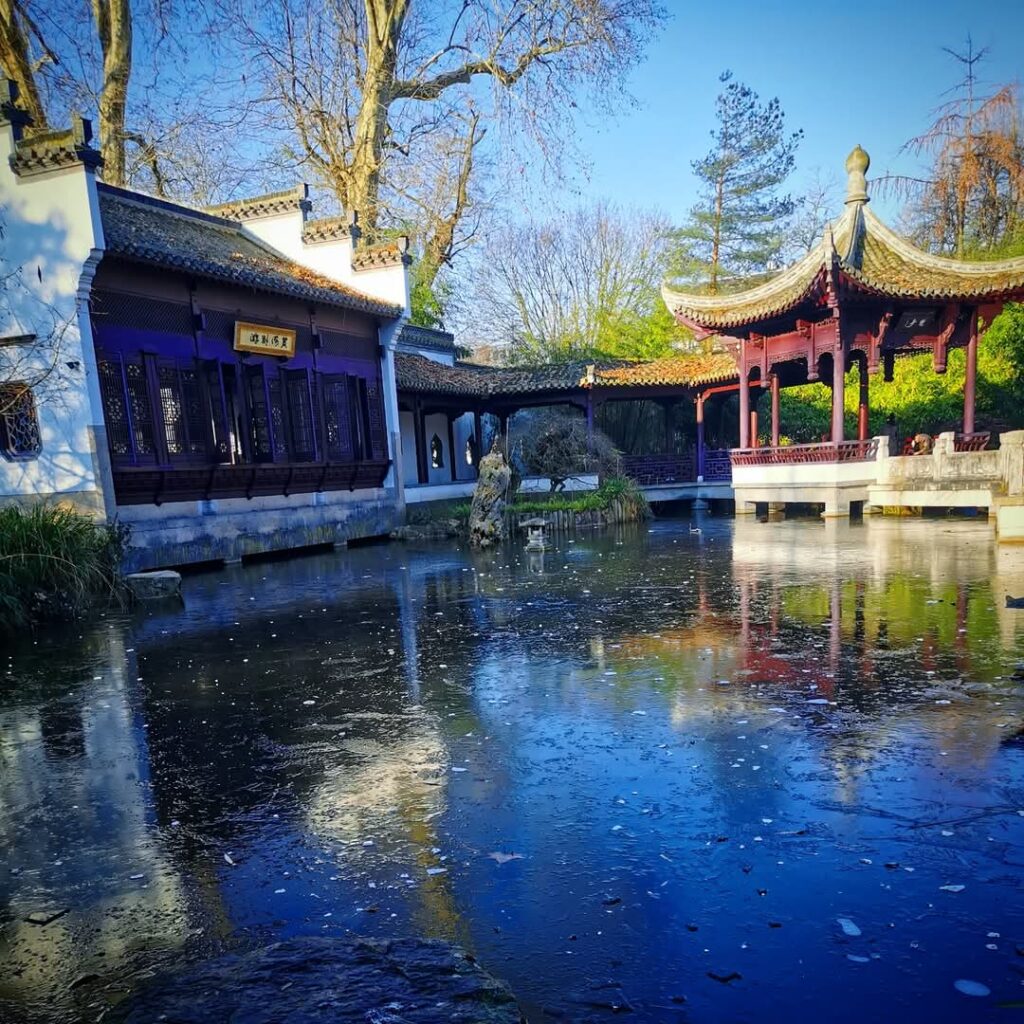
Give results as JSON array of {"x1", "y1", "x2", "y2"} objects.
[
  {"x1": 509, "y1": 476, "x2": 649, "y2": 518},
  {"x1": 0, "y1": 504, "x2": 128, "y2": 633}
]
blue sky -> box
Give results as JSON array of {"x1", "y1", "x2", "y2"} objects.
[{"x1": 564, "y1": 0, "x2": 1024, "y2": 223}]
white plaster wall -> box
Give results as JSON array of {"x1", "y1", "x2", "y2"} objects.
[
  {"x1": 399, "y1": 410, "x2": 418, "y2": 486},
  {"x1": 243, "y1": 212, "x2": 410, "y2": 316},
  {"x1": 239, "y1": 211, "x2": 307, "y2": 263},
  {"x1": 0, "y1": 121, "x2": 108, "y2": 514},
  {"x1": 451, "y1": 412, "x2": 477, "y2": 481},
  {"x1": 424, "y1": 412, "x2": 452, "y2": 485},
  {"x1": 731, "y1": 458, "x2": 880, "y2": 488}
]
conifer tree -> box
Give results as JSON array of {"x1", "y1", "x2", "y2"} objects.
[{"x1": 674, "y1": 72, "x2": 802, "y2": 293}]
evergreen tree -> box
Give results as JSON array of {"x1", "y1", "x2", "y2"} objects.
[{"x1": 674, "y1": 71, "x2": 802, "y2": 293}]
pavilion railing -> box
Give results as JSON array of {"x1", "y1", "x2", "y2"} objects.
[
  {"x1": 953, "y1": 431, "x2": 991, "y2": 452},
  {"x1": 702, "y1": 449, "x2": 733, "y2": 481},
  {"x1": 730, "y1": 439, "x2": 880, "y2": 467},
  {"x1": 621, "y1": 453, "x2": 696, "y2": 486}
]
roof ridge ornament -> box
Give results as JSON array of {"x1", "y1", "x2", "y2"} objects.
[{"x1": 844, "y1": 145, "x2": 870, "y2": 206}]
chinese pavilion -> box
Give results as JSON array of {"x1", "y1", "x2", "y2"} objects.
[{"x1": 662, "y1": 146, "x2": 1024, "y2": 454}]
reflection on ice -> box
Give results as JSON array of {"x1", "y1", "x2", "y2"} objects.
[{"x1": 2, "y1": 517, "x2": 1024, "y2": 1023}]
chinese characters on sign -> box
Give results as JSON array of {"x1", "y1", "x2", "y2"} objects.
[
  {"x1": 897, "y1": 309, "x2": 939, "y2": 332},
  {"x1": 233, "y1": 321, "x2": 297, "y2": 358}
]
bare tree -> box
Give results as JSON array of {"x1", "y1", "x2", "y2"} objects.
[
  {"x1": 786, "y1": 167, "x2": 841, "y2": 256},
  {"x1": 464, "y1": 201, "x2": 687, "y2": 364},
  {"x1": 90, "y1": 0, "x2": 131, "y2": 182},
  {"x1": 885, "y1": 37, "x2": 1024, "y2": 258},
  {"x1": 231, "y1": 0, "x2": 665, "y2": 293},
  {"x1": 0, "y1": 0, "x2": 53, "y2": 128},
  {"x1": 1, "y1": 0, "x2": 256, "y2": 198}
]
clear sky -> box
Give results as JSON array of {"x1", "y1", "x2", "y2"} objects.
[{"x1": 563, "y1": 0, "x2": 1024, "y2": 224}]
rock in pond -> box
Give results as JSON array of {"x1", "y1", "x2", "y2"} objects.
[
  {"x1": 469, "y1": 445, "x2": 512, "y2": 549},
  {"x1": 125, "y1": 570, "x2": 182, "y2": 602},
  {"x1": 111, "y1": 936, "x2": 523, "y2": 1023}
]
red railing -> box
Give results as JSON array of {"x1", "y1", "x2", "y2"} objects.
[
  {"x1": 730, "y1": 439, "x2": 879, "y2": 467},
  {"x1": 954, "y1": 431, "x2": 991, "y2": 452}
]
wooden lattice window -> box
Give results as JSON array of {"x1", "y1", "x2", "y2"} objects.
[
  {"x1": 283, "y1": 368, "x2": 318, "y2": 462},
  {"x1": 322, "y1": 373, "x2": 354, "y2": 461},
  {"x1": 0, "y1": 383, "x2": 42, "y2": 460}
]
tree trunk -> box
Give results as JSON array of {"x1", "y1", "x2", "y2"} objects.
[
  {"x1": 419, "y1": 113, "x2": 482, "y2": 292},
  {"x1": 91, "y1": 0, "x2": 132, "y2": 186},
  {"x1": 349, "y1": 0, "x2": 409, "y2": 233},
  {"x1": 710, "y1": 172, "x2": 725, "y2": 294},
  {"x1": 0, "y1": 0, "x2": 49, "y2": 128}
]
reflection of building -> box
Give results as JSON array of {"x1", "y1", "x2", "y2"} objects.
[{"x1": 0, "y1": 628, "x2": 194, "y2": 1017}]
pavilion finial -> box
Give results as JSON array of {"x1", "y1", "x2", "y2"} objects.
[{"x1": 845, "y1": 145, "x2": 870, "y2": 205}]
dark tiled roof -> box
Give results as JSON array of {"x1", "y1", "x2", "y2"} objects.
[
  {"x1": 396, "y1": 351, "x2": 737, "y2": 398},
  {"x1": 97, "y1": 185, "x2": 402, "y2": 318},
  {"x1": 396, "y1": 354, "x2": 492, "y2": 396},
  {"x1": 593, "y1": 352, "x2": 738, "y2": 387},
  {"x1": 396, "y1": 353, "x2": 596, "y2": 397},
  {"x1": 398, "y1": 324, "x2": 456, "y2": 354}
]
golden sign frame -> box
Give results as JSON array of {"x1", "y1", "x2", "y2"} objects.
[{"x1": 233, "y1": 321, "x2": 297, "y2": 358}]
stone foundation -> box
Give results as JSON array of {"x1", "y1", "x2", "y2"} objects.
[{"x1": 116, "y1": 487, "x2": 402, "y2": 570}]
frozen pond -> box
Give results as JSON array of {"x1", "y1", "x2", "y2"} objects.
[{"x1": 3, "y1": 516, "x2": 1024, "y2": 1022}]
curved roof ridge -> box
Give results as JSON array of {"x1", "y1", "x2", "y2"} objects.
[
  {"x1": 859, "y1": 208, "x2": 1024, "y2": 276},
  {"x1": 662, "y1": 205, "x2": 858, "y2": 329}
]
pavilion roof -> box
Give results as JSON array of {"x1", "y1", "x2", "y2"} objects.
[
  {"x1": 662, "y1": 147, "x2": 1024, "y2": 333},
  {"x1": 589, "y1": 351, "x2": 737, "y2": 388},
  {"x1": 395, "y1": 350, "x2": 738, "y2": 400},
  {"x1": 97, "y1": 185, "x2": 402, "y2": 318}
]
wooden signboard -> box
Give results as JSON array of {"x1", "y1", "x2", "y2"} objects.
[{"x1": 234, "y1": 321, "x2": 297, "y2": 358}]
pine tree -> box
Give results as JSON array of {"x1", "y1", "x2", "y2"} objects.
[{"x1": 674, "y1": 71, "x2": 802, "y2": 293}]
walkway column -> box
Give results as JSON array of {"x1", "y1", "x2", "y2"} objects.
[
  {"x1": 964, "y1": 310, "x2": 978, "y2": 435},
  {"x1": 413, "y1": 400, "x2": 428, "y2": 484},
  {"x1": 696, "y1": 394, "x2": 706, "y2": 480},
  {"x1": 473, "y1": 408, "x2": 483, "y2": 476},
  {"x1": 750, "y1": 408, "x2": 759, "y2": 448},
  {"x1": 831, "y1": 349, "x2": 845, "y2": 442},
  {"x1": 739, "y1": 372, "x2": 750, "y2": 448},
  {"x1": 770, "y1": 373, "x2": 780, "y2": 447},
  {"x1": 446, "y1": 414, "x2": 457, "y2": 482},
  {"x1": 857, "y1": 353, "x2": 869, "y2": 441}
]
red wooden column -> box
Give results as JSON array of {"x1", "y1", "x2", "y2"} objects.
[
  {"x1": 831, "y1": 349, "x2": 845, "y2": 442},
  {"x1": 750, "y1": 408, "x2": 759, "y2": 448},
  {"x1": 857, "y1": 353, "x2": 869, "y2": 441},
  {"x1": 739, "y1": 371, "x2": 750, "y2": 448},
  {"x1": 964, "y1": 310, "x2": 978, "y2": 434},
  {"x1": 695, "y1": 394, "x2": 706, "y2": 479},
  {"x1": 770, "y1": 373, "x2": 780, "y2": 447}
]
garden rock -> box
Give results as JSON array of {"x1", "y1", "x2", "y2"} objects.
[
  {"x1": 125, "y1": 570, "x2": 182, "y2": 601},
  {"x1": 470, "y1": 446, "x2": 512, "y2": 548}
]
